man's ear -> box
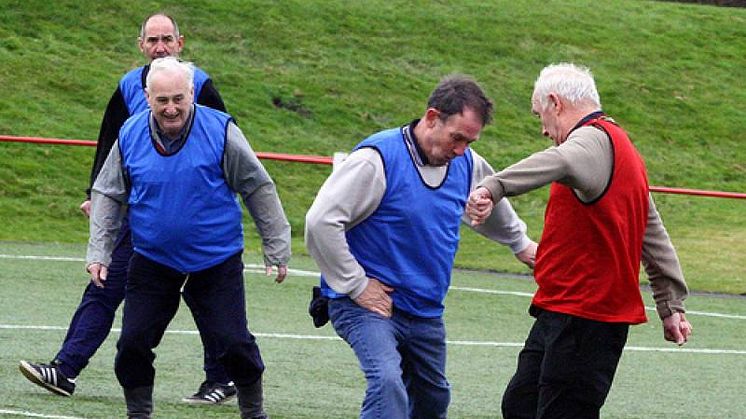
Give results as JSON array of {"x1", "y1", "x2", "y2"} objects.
[
  {"x1": 548, "y1": 93, "x2": 563, "y2": 114},
  {"x1": 424, "y1": 108, "x2": 441, "y2": 127},
  {"x1": 176, "y1": 35, "x2": 185, "y2": 53}
]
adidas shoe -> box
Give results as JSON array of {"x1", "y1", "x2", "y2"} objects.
[
  {"x1": 182, "y1": 380, "x2": 237, "y2": 404},
  {"x1": 19, "y1": 360, "x2": 76, "y2": 397}
]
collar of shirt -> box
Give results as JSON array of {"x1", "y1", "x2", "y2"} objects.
[
  {"x1": 570, "y1": 110, "x2": 606, "y2": 134},
  {"x1": 150, "y1": 104, "x2": 195, "y2": 155},
  {"x1": 402, "y1": 119, "x2": 431, "y2": 166}
]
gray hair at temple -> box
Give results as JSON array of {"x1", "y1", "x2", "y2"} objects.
[
  {"x1": 533, "y1": 63, "x2": 602, "y2": 109},
  {"x1": 427, "y1": 74, "x2": 494, "y2": 126},
  {"x1": 140, "y1": 13, "x2": 180, "y2": 38},
  {"x1": 146, "y1": 57, "x2": 194, "y2": 91}
]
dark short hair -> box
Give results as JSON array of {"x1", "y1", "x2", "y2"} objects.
[
  {"x1": 140, "y1": 13, "x2": 180, "y2": 38},
  {"x1": 427, "y1": 75, "x2": 493, "y2": 126}
]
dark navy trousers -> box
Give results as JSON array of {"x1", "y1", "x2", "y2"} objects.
[
  {"x1": 114, "y1": 251, "x2": 264, "y2": 389},
  {"x1": 501, "y1": 307, "x2": 629, "y2": 419},
  {"x1": 55, "y1": 220, "x2": 230, "y2": 384}
]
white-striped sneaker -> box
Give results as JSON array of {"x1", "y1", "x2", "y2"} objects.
[
  {"x1": 19, "y1": 360, "x2": 76, "y2": 396},
  {"x1": 182, "y1": 380, "x2": 237, "y2": 404}
]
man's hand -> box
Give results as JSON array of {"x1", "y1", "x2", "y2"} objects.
[
  {"x1": 466, "y1": 187, "x2": 494, "y2": 226},
  {"x1": 266, "y1": 264, "x2": 288, "y2": 283},
  {"x1": 87, "y1": 262, "x2": 108, "y2": 288},
  {"x1": 80, "y1": 200, "x2": 92, "y2": 217},
  {"x1": 353, "y1": 278, "x2": 394, "y2": 318},
  {"x1": 515, "y1": 241, "x2": 538, "y2": 269},
  {"x1": 662, "y1": 312, "x2": 692, "y2": 346}
]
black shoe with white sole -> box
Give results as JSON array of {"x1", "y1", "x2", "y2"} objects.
[
  {"x1": 182, "y1": 380, "x2": 237, "y2": 404},
  {"x1": 19, "y1": 360, "x2": 76, "y2": 397}
]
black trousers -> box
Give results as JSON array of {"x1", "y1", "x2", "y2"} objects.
[
  {"x1": 114, "y1": 251, "x2": 264, "y2": 389},
  {"x1": 502, "y1": 307, "x2": 629, "y2": 419}
]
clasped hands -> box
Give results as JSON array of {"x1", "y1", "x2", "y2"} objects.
[{"x1": 466, "y1": 187, "x2": 495, "y2": 226}]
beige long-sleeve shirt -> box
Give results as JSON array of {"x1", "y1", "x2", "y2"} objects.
[
  {"x1": 478, "y1": 124, "x2": 688, "y2": 319},
  {"x1": 305, "y1": 144, "x2": 534, "y2": 300}
]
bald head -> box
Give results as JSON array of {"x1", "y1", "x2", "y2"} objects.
[{"x1": 138, "y1": 13, "x2": 184, "y2": 61}]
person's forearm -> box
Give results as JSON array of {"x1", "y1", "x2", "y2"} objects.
[
  {"x1": 478, "y1": 128, "x2": 613, "y2": 203},
  {"x1": 467, "y1": 197, "x2": 532, "y2": 253},
  {"x1": 244, "y1": 183, "x2": 291, "y2": 266},
  {"x1": 304, "y1": 213, "x2": 370, "y2": 299},
  {"x1": 478, "y1": 148, "x2": 569, "y2": 202},
  {"x1": 86, "y1": 191, "x2": 124, "y2": 266},
  {"x1": 642, "y1": 195, "x2": 688, "y2": 319}
]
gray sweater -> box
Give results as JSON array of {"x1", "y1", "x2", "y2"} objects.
[
  {"x1": 305, "y1": 145, "x2": 534, "y2": 300},
  {"x1": 88, "y1": 112, "x2": 291, "y2": 269}
]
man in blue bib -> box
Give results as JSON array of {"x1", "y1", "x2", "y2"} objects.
[
  {"x1": 19, "y1": 13, "x2": 238, "y2": 405},
  {"x1": 85, "y1": 57, "x2": 290, "y2": 419},
  {"x1": 305, "y1": 75, "x2": 536, "y2": 419}
]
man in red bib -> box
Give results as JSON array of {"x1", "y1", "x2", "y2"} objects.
[{"x1": 467, "y1": 63, "x2": 692, "y2": 419}]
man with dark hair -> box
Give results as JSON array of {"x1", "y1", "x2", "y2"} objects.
[
  {"x1": 88, "y1": 56, "x2": 288, "y2": 419},
  {"x1": 305, "y1": 75, "x2": 537, "y2": 418},
  {"x1": 19, "y1": 13, "x2": 239, "y2": 405},
  {"x1": 467, "y1": 62, "x2": 692, "y2": 418}
]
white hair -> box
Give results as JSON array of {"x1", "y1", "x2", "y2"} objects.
[
  {"x1": 146, "y1": 56, "x2": 194, "y2": 91},
  {"x1": 533, "y1": 63, "x2": 601, "y2": 109}
]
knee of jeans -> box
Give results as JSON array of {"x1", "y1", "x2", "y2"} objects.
[{"x1": 366, "y1": 361, "x2": 403, "y2": 391}]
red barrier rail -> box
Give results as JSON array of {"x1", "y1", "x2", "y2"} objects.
[
  {"x1": 2, "y1": 134, "x2": 744, "y2": 199},
  {"x1": 0, "y1": 135, "x2": 334, "y2": 165}
]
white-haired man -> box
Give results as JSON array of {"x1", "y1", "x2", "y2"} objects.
[
  {"x1": 87, "y1": 57, "x2": 289, "y2": 419},
  {"x1": 19, "y1": 13, "x2": 238, "y2": 405},
  {"x1": 467, "y1": 63, "x2": 692, "y2": 418}
]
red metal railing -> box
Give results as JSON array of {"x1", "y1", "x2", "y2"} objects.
[
  {"x1": 2, "y1": 134, "x2": 744, "y2": 199},
  {"x1": 0, "y1": 135, "x2": 334, "y2": 165}
]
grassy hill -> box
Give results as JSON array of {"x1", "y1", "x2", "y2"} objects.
[{"x1": 0, "y1": 0, "x2": 744, "y2": 293}]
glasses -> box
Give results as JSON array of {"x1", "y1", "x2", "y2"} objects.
[{"x1": 144, "y1": 35, "x2": 177, "y2": 45}]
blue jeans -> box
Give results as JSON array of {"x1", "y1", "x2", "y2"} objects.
[{"x1": 329, "y1": 298, "x2": 450, "y2": 419}]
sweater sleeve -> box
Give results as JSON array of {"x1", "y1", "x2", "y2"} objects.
[
  {"x1": 87, "y1": 142, "x2": 129, "y2": 266},
  {"x1": 467, "y1": 150, "x2": 532, "y2": 253},
  {"x1": 304, "y1": 148, "x2": 386, "y2": 299},
  {"x1": 223, "y1": 122, "x2": 291, "y2": 266},
  {"x1": 642, "y1": 196, "x2": 689, "y2": 319},
  {"x1": 477, "y1": 127, "x2": 612, "y2": 203},
  {"x1": 87, "y1": 87, "x2": 129, "y2": 198},
  {"x1": 196, "y1": 79, "x2": 228, "y2": 113}
]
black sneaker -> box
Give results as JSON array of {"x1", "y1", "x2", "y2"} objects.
[
  {"x1": 19, "y1": 360, "x2": 76, "y2": 397},
  {"x1": 182, "y1": 380, "x2": 237, "y2": 404}
]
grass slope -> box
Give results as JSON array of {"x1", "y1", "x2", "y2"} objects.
[{"x1": 0, "y1": 0, "x2": 744, "y2": 292}]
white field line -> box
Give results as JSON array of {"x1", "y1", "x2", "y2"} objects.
[
  {"x1": 0, "y1": 324, "x2": 744, "y2": 355},
  {"x1": 0, "y1": 254, "x2": 319, "y2": 277},
  {"x1": 2, "y1": 254, "x2": 745, "y2": 320},
  {"x1": 451, "y1": 286, "x2": 746, "y2": 320},
  {"x1": 0, "y1": 409, "x2": 84, "y2": 419}
]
